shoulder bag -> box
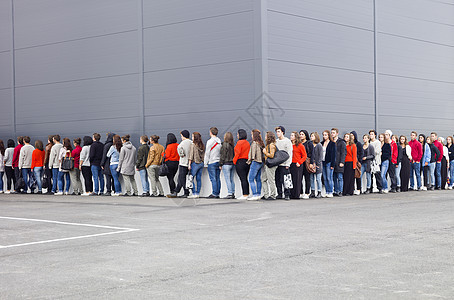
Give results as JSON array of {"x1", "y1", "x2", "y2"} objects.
[
  {"x1": 158, "y1": 152, "x2": 169, "y2": 177},
  {"x1": 61, "y1": 151, "x2": 74, "y2": 171}
]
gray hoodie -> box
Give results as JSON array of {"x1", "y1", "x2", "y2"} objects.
[
  {"x1": 49, "y1": 143, "x2": 63, "y2": 169},
  {"x1": 204, "y1": 136, "x2": 221, "y2": 166},
  {"x1": 117, "y1": 142, "x2": 137, "y2": 176}
]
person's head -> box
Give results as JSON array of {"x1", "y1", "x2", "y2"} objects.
[
  {"x1": 291, "y1": 131, "x2": 301, "y2": 145},
  {"x1": 331, "y1": 128, "x2": 339, "y2": 140},
  {"x1": 419, "y1": 134, "x2": 426, "y2": 144},
  {"x1": 224, "y1": 132, "x2": 234, "y2": 147},
  {"x1": 363, "y1": 134, "x2": 370, "y2": 144},
  {"x1": 343, "y1": 133, "x2": 349, "y2": 143},
  {"x1": 166, "y1": 133, "x2": 177, "y2": 146},
  {"x1": 0, "y1": 140, "x2": 4, "y2": 156},
  {"x1": 237, "y1": 129, "x2": 247, "y2": 140},
  {"x1": 7, "y1": 139, "x2": 15, "y2": 148},
  {"x1": 93, "y1": 133, "x2": 101, "y2": 142},
  {"x1": 322, "y1": 130, "x2": 332, "y2": 142},
  {"x1": 252, "y1": 129, "x2": 265, "y2": 148},
  {"x1": 73, "y1": 137, "x2": 81, "y2": 147},
  {"x1": 431, "y1": 132, "x2": 438, "y2": 141},
  {"x1": 192, "y1": 132, "x2": 204, "y2": 150},
  {"x1": 369, "y1": 129, "x2": 377, "y2": 141},
  {"x1": 180, "y1": 130, "x2": 190, "y2": 141},
  {"x1": 379, "y1": 133, "x2": 385, "y2": 143},
  {"x1": 299, "y1": 130, "x2": 309, "y2": 142},
  {"x1": 275, "y1": 126, "x2": 285, "y2": 139},
  {"x1": 83, "y1": 136, "x2": 93, "y2": 146},
  {"x1": 411, "y1": 131, "x2": 418, "y2": 141},
  {"x1": 140, "y1": 135, "x2": 149, "y2": 144},
  {"x1": 150, "y1": 135, "x2": 159, "y2": 144},
  {"x1": 209, "y1": 127, "x2": 218, "y2": 137},
  {"x1": 391, "y1": 135, "x2": 398, "y2": 144},
  {"x1": 48, "y1": 135, "x2": 54, "y2": 145},
  {"x1": 265, "y1": 131, "x2": 276, "y2": 146},
  {"x1": 17, "y1": 136, "x2": 24, "y2": 145},
  {"x1": 346, "y1": 133, "x2": 355, "y2": 146},
  {"x1": 23, "y1": 136, "x2": 31, "y2": 144},
  {"x1": 53, "y1": 134, "x2": 61, "y2": 143},
  {"x1": 399, "y1": 135, "x2": 407, "y2": 146},
  {"x1": 426, "y1": 136, "x2": 432, "y2": 144},
  {"x1": 311, "y1": 132, "x2": 320, "y2": 144},
  {"x1": 121, "y1": 134, "x2": 130, "y2": 143},
  {"x1": 385, "y1": 130, "x2": 393, "y2": 141},
  {"x1": 447, "y1": 136, "x2": 453, "y2": 146},
  {"x1": 113, "y1": 135, "x2": 122, "y2": 151},
  {"x1": 438, "y1": 137, "x2": 445, "y2": 145},
  {"x1": 34, "y1": 140, "x2": 44, "y2": 151},
  {"x1": 62, "y1": 138, "x2": 72, "y2": 151}
]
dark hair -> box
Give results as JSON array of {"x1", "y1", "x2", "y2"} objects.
[
  {"x1": 299, "y1": 130, "x2": 310, "y2": 142},
  {"x1": 399, "y1": 135, "x2": 408, "y2": 147},
  {"x1": 237, "y1": 129, "x2": 247, "y2": 140},
  {"x1": 48, "y1": 135, "x2": 54, "y2": 145},
  {"x1": 7, "y1": 139, "x2": 15, "y2": 148},
  {"x1": 34, "y1": 140, "x2": 44, "y2": 151},
  {"x1": 322, "y1": 130, "x2": 333, "y2": 142},
  {"x1": 210, "y1": 127, "x2": 218, "y2": 136},
  {"x1": 73, "y1": 137, "x2": 81, "y2": 145},
  {"x1": 17, "y1": 136, "x2": 24, "y2": 145},
  {"x1": 369, "y1": 129, "x2": 377, "y2": 136},
  {"x1": 113, "y1": 135, "x2": 122, "y2": 152},
  {"x1": 265, "y1": 131, "x2": 276, "y2": 145},
  {"x1": 166, "y1": 133, "x2": 177, "y2": 147},
  {"x1": 192, "y1": 132, "x2": 204, "y2": 151},
  {"x1": 53, "y1": 135, "x2": 61, "y2": 142},
  {"x1": 252, "y1": 129, "x2": 265, "y2": 148},
  {"x1": 150, "y1": 135, "x2": 160, "y2": 143},
  {"x1": 331, "y1": 128, "x2": 339, "y2": 134},
  {"x1": 275, "y1": 126, "x2": 285, "y2": 134},
  {"x1": 0, "y1": 140, "x2": 4, "y2": 156},
  {"x1": 23, "y1": 136, "x2": 31, "y2": 144},
  {"x1": 93, "y1": 133, "x2": 101, "y2": 141},
  {"x1": 62, "y1": 138, "x2": 73, "y2": 151},
  {"x1": 291, "y1": 131, "x2": 302, "y2": 146},
  {"x1": 83, "y1": 136, "x2": 93, "y2": 146},
  {"x1": 141, "y1": 135, "x2": 149, "y2": 143},
  {"x1": 224, "y1": 132, "x2": 234, "y2": 147},
  {"x1": 121, "y1": 134, "x2": 130, "y2": 142}
]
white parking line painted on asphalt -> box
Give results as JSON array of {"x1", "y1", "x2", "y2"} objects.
[{"x1": 0, "y1": 216, "x2": 140, "y2": 249}]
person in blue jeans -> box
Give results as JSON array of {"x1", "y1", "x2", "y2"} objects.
[
  {"x1": 247, "y1": 129, "x2": 264, "y2": 200},
  {"x1": 204, "y1": 127, "x2": 221, "y2": 198},
  {"x1": 447, "y1": 136, "x2": 454, "y2": 189},
  {"x1": 322, "y1": 130, "x2": 335, "y2": 197},
  {"x1": 89, "y1": 133, "x2": 104, "y2": 195},
  {"x1": 107, "y1": 134, "x2": 122, "y2": 196},
  {"x1": 331, "y1": 128, "x2": 346, "y2": 197},
  {"x1": 136, "y1": 135, "x2": 150, "y2": 197},
  {"x1": 188, "y1": 132, "x2": 205, "y2": 199},
  {"x1": 219, "y1": 132, "x2": 236, "y2": 199},
  {"x1": 380, "y1": 133, "x2": 392, "y2": 192}
]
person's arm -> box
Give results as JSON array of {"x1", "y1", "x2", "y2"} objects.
[
  {"x1": 340, "y1": 142, "x2": 347, "y2": 167},
  {"x1": 352, "y1": 145, "x2": 358, "y2": 167},
  {"x1": 247, "y1": 143, "x2": 253, "y2": 164},
  {"x1": 136, "y1": 146, "x2": 143, "y2": 169},
  {"x1": 204, "y1": 139, "x2": 212, "y2": 167},
  {"x1": 434, "y1": 146, "x2": 440, "y2": 162},
  {"x1": 233, "y1": 142, "x2": 241, "y2": 165},
  {"x1": 31, "y1": 151, "x2": 36, "y2": 170},
  {"x1": 298, "y1": 144, "x2": 307, "y2": 166},
  {"x1": 18, "y1": 148, "x2": 25, "y2": 169},
  {"x1": 117, "y1": 148, "x2": 124, "y2": 172},
  {"x1": 100, "y1": 145, "x2": 108, "y2": 168}
]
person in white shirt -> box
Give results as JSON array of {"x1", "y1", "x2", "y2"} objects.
[
  {"x1": 369, "y1": 130, "x2": 383, "y2": 193},
  {"x1": 204, "y1": 127, "x2": 222, "y2": 198},
  {"x1": 19, "y1": 136, "x2": 35, "y2": 194},
  {"x1": 275, "y1": 126, "x2": 293, "y2": 200},
  {"x1": 168, "y1": 130, "x2": 192, "y2": 198}
]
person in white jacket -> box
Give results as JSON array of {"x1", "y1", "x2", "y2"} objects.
[
  {"x1": 275, "y1": 126, "x2": 293, "y2": 200},
  {"x1": 48, "y1": 135, "x2": 63, "y2": 194},
  {"x1": 168, "y1": 130, "x2": 192, "y2": 198},
  {"x1": 18, "y1": 136, "x2": 35, "y2": 193},
  {"x1": 204, "y1": 127, "x2": 222, "y2": 198}
]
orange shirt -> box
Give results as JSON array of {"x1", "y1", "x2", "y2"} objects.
[
  {"x1": 233, "y1": 140, "x2": 250, "y2": 164},
  {"x1": 163, "y1": 143, "x2": 179, "y2": 161},
  {"x1": 31, "y1": 149, "x2": 45, "y2": 169},
  {"x1": 292, "y1": 143, "x2": 307, "y2": 165},
  {"x1": 345, "y1": 144, "x2": 357, "y2": 167}
]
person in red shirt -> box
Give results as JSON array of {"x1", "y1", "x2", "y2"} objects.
[
  {"x1": 234, "y1": 129, "x2": 250, "y2": 200},
  {"x1": 385, "y1": 130, "x2": 398, "y2": 193},
  {"x1": 163, "y1": 133, "x2": 179, "y2": 194},
  {"x1": 12, "y1": 136, "x2": 24, "y2": 193},
  {"x1": 289, "y1": 131, "x2": 307, "y2": 199},
  {"x1": 70, "y1": 137, "x2": 83, "y2": 195},
  {"x1": 343, "y1": 133, "x2": 357, "y2": 196},
  {"x1": 408, "y1": 131, "x2": 423, "y2": 190},
  {"x1": 31, "y1": 140, "x2": 45, "y2": 193},
  {"x1": 431, "y1": 132, "x2": 444, "y2": 189}
]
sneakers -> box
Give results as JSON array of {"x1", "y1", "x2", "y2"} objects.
[
  {"x1": 247, "y1": 195, "x2": 260, "y2": 201},
  {"x1": 223, "y1": 194, "x2": 235, "y2": 199},
  {"x1": 237, "y1": 195, "x2": 248, "y2": 200},
  {"x1": 315, "y1": 192, "x2": 322, "y2": 198},
  {"x1": 326, "y1": 193, "x2": 333, "y2": 198},
  {"x1": 167, "y1": 192, "x2": 178, "y2": 198},
  {"x1": 5, "y1": 190, "x2": 10, "y2": 194},
  {"x1": 64, "y1": 192, "x2": 69, "y2": 195},
  {"x1": 302, "y1": 194, "x2": 309, "y2": 199},
  {"x1": 103, "y1": 192, "x2": 112, "y2": 196},
  {"x1": 207, "y1": 194, "x2": 220, "y2": 199},
  {"x1": 188, "y1": 194, "x2": 199, "y2": 199},
  {"x1": 54, "y1": 192, "x2": 63, "y2": 196},
  {"x1": 353, "y1": 190, "x2": 361, "y2": 195},
  {"x1": 81, "y1": 192, "x2": 91, "y2": 196},
  {"x1": 448, "y1": 186, "x2": 453, "y2": 190},
  {"x1": 112, "y1": 193, "x2": 121, "y2": 196},
  {"x1": 420, "y1": 186, "x2": 427, "y2": 191},
  {"x1": 383, "y1": 189, "x2": 389, "y2": 194},
  {"x1": 140, "y1": 193, "x2": 150, "y2": 197}
]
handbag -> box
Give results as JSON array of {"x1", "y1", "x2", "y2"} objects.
[
  {"x1": 158, "y1": 153, "x2": 170, "y2": 177},
  {"x1": 371, "y1": 160, "x2": 380, "y2": 174},
  {"x1": 61, "y1": 151, "x2": 74, "y2": 171},
  {"x1": 42, "y1": 172, "x2": 48, "y2": 189},
  {"x1": 305, "y1": 157, "x2": 316, "y2": 173},
  {"x1": 284, "y1": 173, "x2": 293, "y2": 189},
  {"x1": 186, "y1": 174, "x2": 193, "y2": 189},
  {"x1": 265, "y1": 146, "x2": 289, "y2": 168},
  {"x1": 355, "y1": 161, "x2": 362, "y2": 178}
]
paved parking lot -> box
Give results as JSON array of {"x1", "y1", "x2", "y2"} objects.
[{"x1": 0, "y1": 191, "x2": 453, "y2": 299}]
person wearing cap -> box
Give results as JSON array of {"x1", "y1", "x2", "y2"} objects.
[
  {"x1": 275, "y1": 126, "x2": 293, "y2": 200},
  {"x1": 168, "y1": 130, "x2": 192, "y2": 198}
]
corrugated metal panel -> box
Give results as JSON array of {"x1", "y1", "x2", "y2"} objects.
[
  {"x1": 0, "y1": 89, "x2": 13, "y2": 127},
  {"x1": 0, "y1": 52, "x2": 12, "y2": 89},
  {"x1": 0, "y1": 0, "x2": 12, "y2": 52}
]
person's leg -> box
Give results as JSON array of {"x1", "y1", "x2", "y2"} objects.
[
  {"x1": 423, "y1": 165, "x2": 429, "y2": 187},
  {"x1": 195, "y1": 163, "x2": 203, "y2": 195},
  {"x1": 5, "y1": 166, "x2": 13, "y2": 191},
  {"x1": 65, "y1": 173, "x2": 71, "y2": 193},
  {"x1": 333, "y1": 172, "x2": 339, "y2": 194},
  {"x1": 57, "y1": 171, "x2": 64, "y2": 192},
  {"x1": 282, "y1": 167, "x2": 290, "y2": 198},
  {"x1": 396, "y1": 163, "x2": 401, "y2": 188},
  {"x1": 34, "y1": 167, "x2": 42, "y2": 192},
  {"x1": 261, "y1": 166, "x2": 269, "y2": 198},
  {"x1": 316, "y1": 173, "x2": 322, "y2": 193},
  {"x1": 290, "y1": 163, "x2": 298, "y2": 199},
  {"x1": 130, "y1": 175, "x2": 138, "y2": 195},
  {"x1": 215, "y1": 163, "x2": 221, "y2": 196},
  {"x1": 275, "y1": 166, "x2": 283, "y2": 197},
  {"x1": 450, "y1": 161, "x2": 454, "y2": 187},
  {"x1": 51, "y1": 168, "x2": 58, "y2": 193},
  {"x1": 222, "y1": 165, "x2": 233, "y2": 195},
  {"x1": 0, "y1": 171, "x2": 4, "y2": 192},
  {"x1": 207, "y1": 163, "x2": 215, "y2": 195},
  {"x1": 75, "y1": 169, "x2": 83, "y2": 194},
  {"x1": 139, "y1": 169, "x2": 149, "y2": 194},
  {"x1": 110, "y1": 165, "x2": 121, "y2": 194},
  {"x1": 104, "y1": 174, "x2": 112, "y2": 194},
  {"x1": 98, "y1": 167, "x2": 104, "y2": 194},
  {"x1": 415, "y1": 162, "x2": 421, "y2": 189},
  {"x1": 236, "y1": 160, "x2": 249, "y2": 196},
  {"x1": 91, "y1": 166, "x2": 99, "y2": 194},
  {"x1": 429, "y1": 162, "x2": 435, "y2": 188},
  {"x1": 122, "y1": 175, "x2": 131, "y2": 195},
  {"x1": 435, "y1": 162, "x2": 442, "y2": 188},
  {"x1": 21, "y1": 168, "x2": 29, "y2": 192},
  {"x1": 248, "y1": 161, "x2": 259, "y2": 196},
  {"x1": 175, "y1": 165, "x2": 187, "y2": 195},
  {"x1": 256, "y1": 163, "x2": 262, "y2": 196},
  {"x1": 410, "y1": 162, "x2": 415, "y2": 189},
  {"x1": 381, "y1": 161, "x2": 389, "y2": 190},
  {"x1": 303, "y1": 165, "x2": 311, "y2": 195},
  {"x1": 154, "y1": 166, "x2": 164, "y2": 195},
  {"x1": 338, "y1": 172, "x2": 344, "y2": 194}
]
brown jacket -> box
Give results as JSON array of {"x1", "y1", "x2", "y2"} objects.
[
  {"x1": 247, "y1": 141, "x2": 264, "y2": 164},
  {"x1": 263, "y1": 143, "x2": 276, "y2": 161},
  {"x1": 145, "y1": 143, "x2": 164, "y2": 168},
  {"x1": 189, "y1": 144, "x2": 204, "y2": 164},
  {"x1": 44, "y1": 143, "x2": 53, "y2": 166}
]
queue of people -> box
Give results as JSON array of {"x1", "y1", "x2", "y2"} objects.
[{"x1": 0, "y1": 127, "x2": 453, "y2": 200}]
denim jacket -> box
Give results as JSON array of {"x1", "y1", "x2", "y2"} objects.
[
  {"x1": 107, "y1": 145, "x2": 120, "y2": 165},
  {"x1": 421, "y1": 144, "x2": 431, "y2": 166}
]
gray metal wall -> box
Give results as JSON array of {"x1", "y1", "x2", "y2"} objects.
[{"x1": 1, "y1": 0, "x2": 453, "y2": 145}]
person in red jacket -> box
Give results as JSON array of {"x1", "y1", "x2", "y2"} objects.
[
  {"x1": 289, "y1": 131, "x2": 307, "y2": 199},
  {"x1": 12, "y1": 136, "x2": 24, "y2": 193},
  {"x1": 233, "y1": 129, "x2": 250, "y2": 200},
  {"x1": 70, "y1": 138, "x2": 83, "y2": 195},
  {"x1": 343, "y1": 133, "x2": 357, "y2": 196},
  {"x1": 408, "y1": 131, "x2": 423, "y2": 190},
  {"x1": 431, "y1": 132, "x2": 444, "y2": 189},
  {"x1": 163, "y1": 133, "x2": 179, "y2": 194},
  {"x1": 385, "y1": 130, "x2": 398, "y2": 193},
  {"x1": 31, "y1": 140, "x2": 45, "y2": 194}
]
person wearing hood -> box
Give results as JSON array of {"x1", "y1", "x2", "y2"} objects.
[
  {"x1": 300, "y1": 130, "x2": 313, "y2": 199},
  {"x1": 419, "y1": 134, "x2": 430, "y2": 190},
  {"x1": 136, "y1": 135, "x2": 150, "y2": 197},
  {"x1": 100, "y1": 132, "x2": 115, "y2": 196},
  {"x1": 204, "y1": 127, "x2": 222, "y2": 198},
  {"x1": 331, "y1": 128, "x2": 347, "y2": 197},
  {"x1": 351, "y1": 131, "x2": 363, "y2": 195},
  {"x1": 117, "y1": 134, "x2": 138, "y2": 196}
]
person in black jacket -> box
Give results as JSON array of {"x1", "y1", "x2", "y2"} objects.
[
  {"x1": 447, "y1": 136, "x2": 454, "y2": 189},
  {"x1": 322, "y1": 130, "x2": 336, "y2": 198},
  {"x1": 426, "y1": 136, "x2": 440, "y2": 190},
  {"x1": 299, "y1": 130, "x2": 313, "y2": 199},
  {"x1": 136, "y1": 135, "x2": 150, "y2": 197},
  {"x1": 351, "y1": 131, "x2": 363, "y2": 195},
  {"x1": 89, "y1": 133, "x2": 104, "y2": 196},
  {"x1": 331, "y1": 128, "x2": 347, "y2": 197},
  {"x1": 380, "y1": 133, "x2": 392, "y2": 192},
  {"x1": 100, "y1": 132, "x2": 115, "y2": 196}
]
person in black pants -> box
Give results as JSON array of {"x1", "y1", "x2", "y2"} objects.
[
  {"x1": 44, "y1": 136, "x2": 54, "y2": 193},
  {"x1": 300, "y1": 130, "x2": 313, "y2": 199},
  {"x1": 101, "y1": 132, "x2": 115, "y2": 196},
  {"x1": 4, "y1": 139, "x2": 16, "y2": 193},
  {"x1": 234, "y1": 129, "x2": 250, "y2": 199},
  {"x1": 169, "y1": 130, "x2": 192, "y2": 198},
  {"x1": 13, "y1": 136, "x2": 24, "y2": 193},
  {"x1": 164, "y1": 133, "x2": 180, "y2": 194},
  {"x1": 351, "y1": 131, "x2": 363, "y2": 195}
]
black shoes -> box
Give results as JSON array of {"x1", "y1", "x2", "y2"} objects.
[
  {"x1": 140, "y1": 192, "x2": 150, "y2": 197},
  {"x1": 396, "y1": 187, "x2": 401, "y2": 192},
  {"x1": 315, "y1": 192, "x2": 322, "y2": 198},
  {"x1": 103, "y1": 192, "x2": 111, "y2": 196},
  {"x1": 223, "y1": 194, "x2": 235, "y2": 199},
  {"x1": 309, "y1": 191, "x2": 315, "y2": 198},
  {"x1": 390, "y1": 188, "x2": 397, "y2": 193},
  {"x1": 284, "y1": 196, "x2": 290, "y2": 201}
]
